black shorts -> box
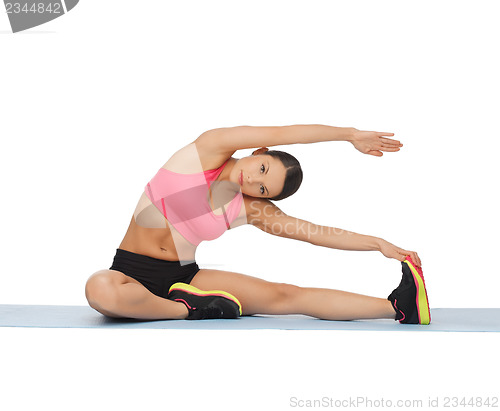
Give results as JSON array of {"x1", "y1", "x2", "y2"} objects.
[{"x1": 109, "y1": 248, "x2": 201, "y2": 299}]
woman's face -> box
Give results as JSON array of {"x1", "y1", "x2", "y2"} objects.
[{"x1": 231, "y1": 153, "x2": 287, "y2": 199}]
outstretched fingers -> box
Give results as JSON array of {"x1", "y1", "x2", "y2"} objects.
[{"x1": 375, "y1": 134, "x2": 403, "y2": 154}]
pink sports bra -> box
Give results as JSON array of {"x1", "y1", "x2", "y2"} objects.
[{"x1": 144, "y1": 160, "x2": 243, "y2": 246}]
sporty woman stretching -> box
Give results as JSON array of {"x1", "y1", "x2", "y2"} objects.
[{"x1": 85, "y1": 125, "x2": 430, "y2": 324}]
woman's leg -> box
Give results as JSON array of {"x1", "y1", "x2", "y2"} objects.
[
  {"x1": 190, "y1": 269, "x2": 396, "y2": 321},
  {"x1": 85, "y1": 269, "x2": 188, "y2": 320}
]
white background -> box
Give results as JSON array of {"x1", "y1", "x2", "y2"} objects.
[{"x1": 1, "y1": 1, "x2": 499, "y2": 410}]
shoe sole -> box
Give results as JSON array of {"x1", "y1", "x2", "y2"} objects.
[
  {"x1": 403, "y1": 256, "x2": 431, "y2": 325},
  {"x1": 168, "y1": 282, "x2": 243, "y2": 316}
]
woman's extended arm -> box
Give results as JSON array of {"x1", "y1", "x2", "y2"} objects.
[
  {"x1": 197, "y1": 124, "x2": 402, "y2": 156},
  {"x1": 308, "y1": 226, "x2": 421, "y2": 267},
  {"x1": 248, "y1": 198, "x2": 422, "y2": 267}
]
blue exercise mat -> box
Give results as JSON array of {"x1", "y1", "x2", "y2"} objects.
[{"x1": 1, "y1": 305, "x2": 499, "y2": 332}]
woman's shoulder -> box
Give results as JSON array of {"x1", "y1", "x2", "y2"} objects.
[{"x1": 161, "y1": 141, "x2": 235, "y2": 173}]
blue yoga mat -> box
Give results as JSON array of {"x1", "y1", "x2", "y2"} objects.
[{"x1": 0, "y1": 305, "x2": 499, "y2": 332}]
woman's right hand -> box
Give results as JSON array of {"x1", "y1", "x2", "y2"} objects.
[
  {"x1": 378, "y1": 239, "x2": 422, "y2": 268},
  {"x1": 350, "y1": 129, "x2": 403, "y2": 157}
]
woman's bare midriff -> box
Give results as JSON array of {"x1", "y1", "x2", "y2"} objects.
[{"x1": 118, "y1": 215, "x2": 198, "y2": 261}]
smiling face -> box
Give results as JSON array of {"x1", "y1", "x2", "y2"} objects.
[{"x1": 230, "y1": 152, "x2": 287, "y2": 199}]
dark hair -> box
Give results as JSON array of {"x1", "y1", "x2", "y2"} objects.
[{"x1": 263, "y1": 150, "x2": 303, "y2": 201}]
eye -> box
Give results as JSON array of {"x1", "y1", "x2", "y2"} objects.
[{"x1": 260, "y1": 164, "x2": 266, "y2": 195}]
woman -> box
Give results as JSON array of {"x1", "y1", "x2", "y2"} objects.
[{"x1": 85, "y1": 124, "x2": 430, "y2": 324}]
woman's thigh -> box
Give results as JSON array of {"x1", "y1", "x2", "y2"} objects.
[{"x1": 190, "y1": 269, "x2": 301, "y2": 316}]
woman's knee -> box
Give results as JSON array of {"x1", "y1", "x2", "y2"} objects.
[
  {"x1": 85, "y1": 270, "x2": 121, "y2": 312},
  {"x1": 271, "y1": 283, "x2": 303, "y2": 311}
]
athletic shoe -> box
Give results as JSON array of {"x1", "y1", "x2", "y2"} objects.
[
  {"x1": 387, "y1": 256, "x2": 431, "y2": 324},
  {"x1": 167, "y1": 282, "x2": 242, "y2": 320}
]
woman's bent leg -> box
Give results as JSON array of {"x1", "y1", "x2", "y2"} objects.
[
  {"x1": 190, "y1": 269, "x2": 396, "y2": 321},
  {"x1": 85, "y1": 269, "x2": 188, "y2": 320}
]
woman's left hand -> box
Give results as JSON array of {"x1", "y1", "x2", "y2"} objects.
[
  {"x1": 350, "y1": 129, "x2": 403, "y2": 157},
  {"x1": 378, "y1": 239, "x2": 422, "y2": 268}
]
